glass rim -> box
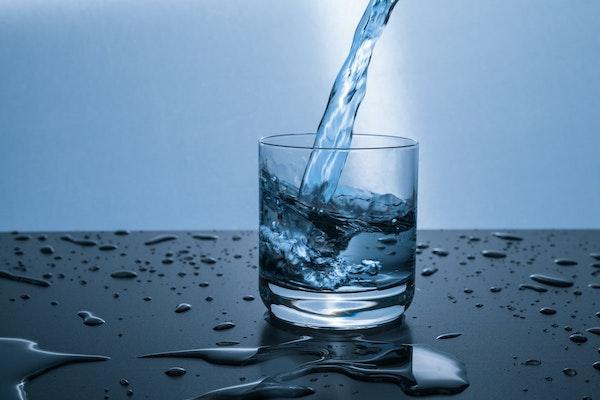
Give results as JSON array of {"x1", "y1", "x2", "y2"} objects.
[{"x1": 259, "y1": 133, "x2": 418, "y2": 151}]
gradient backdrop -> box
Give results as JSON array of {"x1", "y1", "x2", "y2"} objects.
[{"x1": 1, "y1": 0, "x2": 599, "y2": 231}]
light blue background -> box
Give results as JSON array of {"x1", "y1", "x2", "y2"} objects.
[{"x1": 1, "y1": 0, "x2": 599, "y2": 231}]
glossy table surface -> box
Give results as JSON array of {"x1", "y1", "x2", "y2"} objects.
[{"x1": 0, "y1": 230, "x2": 599, "y2": 399}]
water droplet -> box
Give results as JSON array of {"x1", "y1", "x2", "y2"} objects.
[
  {"x1": 213, "y1": 322, "x2": 236, "y2": 331},
  {"x1": 243, "y1": 295, "x2": 255, "y2": 301},
  {"x1": 554, "y1": 258, "x2": 577, "y2": 266},
  {"x1": 193, "y1": 234, "x2": 219, "y2": 241},
  {"x1": 201, "y1": 257, "x2": 217, "y2": 264},
  {"x1": 529, "y1": 274, "x2": 574, "y2": 288},
  {"x1": 175, "y1": 303, "x2": 192, "y2": 313},
  {"x1": 143, "y1": 297, "x2": 152, "y2": 302},
  {"x1": 589, "y1": 283, "x2": 600, "y2": 289},
  {"x1": 563, "y1": 368, "x2": 577, "y2": 376},
  {"x1": 119, "y1": 378, "x2": 130, "y2": 386},
  {"x1": 416, "y1": 243, "x2": 429, "y2": 250},
  {"x1": 144, "y1": 235, "x2": 178, "y2": 246},
  {"x1": 569, "y1": 333, "x2": 587, "y2": 343},
  {"x1": 114, "y1": 230, "x2": 129, "y2": 236},
  {"x1": 0, "y1": 270, "x2": 51, "y2": 287},
  {"x1": 492, "y1": 232, "x2": 523, "y2": 241},
  {"x1": 99, "y1": 244, "x2": 118, "y2": 251},
  {"x1": 60, "y1": 235, "x2": 97, "y2": 247},
  {"x1": 481, "y1": 250, "x2": 506, "y2": 259},
  {"x1": 216, "y1": 341, "x2": 240, "y2": 347},
  {"x1": 39, "y1": 245, "x2": 54, "y2": 255},
  {"x1": 436, "y1": 333, "x2": 462, "y2": 340},
  {"x1": 539, "y1": 307, "x2": 557, "y2": 315},
  {"x1": 585, "y1": 327, "x2": 600, "y2": 336},
  {"x1": 489, "y1": 287, "x2": 502, "y2": 293},
  {"x1": 463, "y1": 288, "x2": 473, "y2": 294},
  {"x1": 421, "y1": 267, "x2": 438, "y2": 277},
  {"x1": 518, "y1": 284, "x2": 548, "y2": 293},
  {"x1": 14, "y1": 235, "x2": 31, "y2": 241},
  {"x1": 590, "y1": 253, "x2": 600, "y2": 261},
  {"x1": 593, "y1": 361, "x2": 600, "y2": 371},
  {"x1": 198, "y1": 282, "x2": 209, "y2": 287},
  {"x1": 432, "y1": 248, "x2": 448, "y2": 257},
  {"x1": 522, "y1": 359, "x2": 541, "y2": 366},
  {"x1": 110, "y1": 270, "x2": 138, "y2": 279},
  {"x1": 165, "y1": 367, "x2": 186, "y2": 377},
  {"x1": 77, "y1": 311, "x2": 106, "y2": 326}
]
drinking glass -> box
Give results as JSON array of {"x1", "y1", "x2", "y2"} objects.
[{"x1": 259, "y1": 133, "x2": 418, "y2": 329}]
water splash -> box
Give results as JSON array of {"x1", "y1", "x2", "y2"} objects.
[
  {"x1": 139, "y1": 337, "x2": 322, "y2": 366},
  {"x1": 0, "y1": 338, "x2": 109, "y2": 400},
  {"x1": 140, "y1": 336, "x2": 469, "y2": 399}
]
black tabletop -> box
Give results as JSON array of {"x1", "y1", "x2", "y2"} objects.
[{"x1": 0, "y1": 230, "x2": 599, "y2": 400}]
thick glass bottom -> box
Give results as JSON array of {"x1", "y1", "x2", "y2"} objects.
[{"x1": 259, "y1": 277, "x2": 414, "y2": 330}]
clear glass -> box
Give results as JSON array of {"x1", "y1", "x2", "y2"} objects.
[{"x1": 259, "y1": 133, "x2": 418, "y2": 329}]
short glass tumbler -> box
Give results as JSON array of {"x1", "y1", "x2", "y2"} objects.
[{"x1": 259, "y1": 134, "x2": 418, "y2": 329}]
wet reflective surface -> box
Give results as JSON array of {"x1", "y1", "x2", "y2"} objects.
[
  {"x1": 0, "y1": 338, "x2": 108, "y2": 400},
  {"x1": 0, "y1": 230, "x2": 599, "y2": 399}
]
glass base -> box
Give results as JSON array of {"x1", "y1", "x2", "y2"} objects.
[{"x1": 259, "y1": 277, "x2": 414, "y2": 330}]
